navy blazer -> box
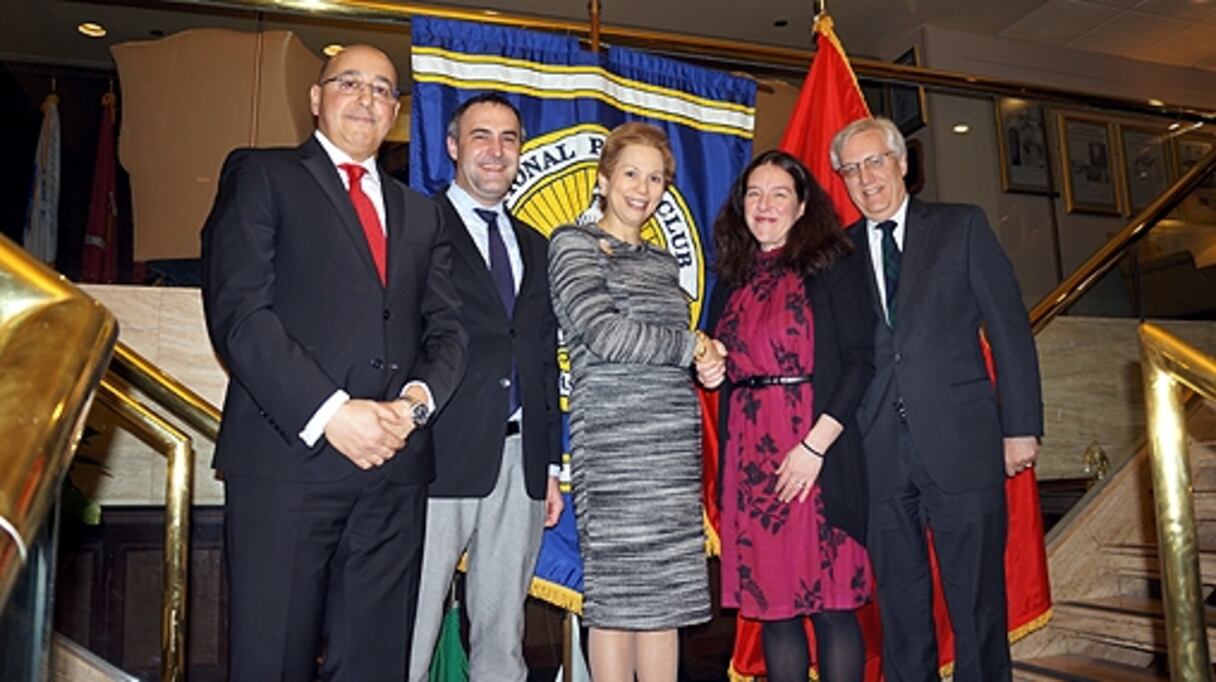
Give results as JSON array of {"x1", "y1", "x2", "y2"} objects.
[
  {"x1": 426, "y1": 194, "x2": 561, "y2": 500},
  {"x1": 201, "y1": 137, "x2": 467, "y2": 484},
  {"x1": 706, "y1": 241, "x2": 876, "y2": 544}
]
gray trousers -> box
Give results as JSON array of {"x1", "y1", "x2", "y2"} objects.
[{"x1": 408, "y1": 434, "x2": 544, "y2": 682}]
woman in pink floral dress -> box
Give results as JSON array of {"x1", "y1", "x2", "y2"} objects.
[{"x1": 698, "y1": 150, "x2": 876, "y2": 681}]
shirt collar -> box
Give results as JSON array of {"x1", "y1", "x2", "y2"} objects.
[
  {"x1": 866, "y1": 196, "x2": 910, "y2": 234},
  {"x1": 446, "y1": 182, "x2": 505, "y2": 218},
  {"x1": 313, "y1": 130, "x2": 379, "y2": 185}
]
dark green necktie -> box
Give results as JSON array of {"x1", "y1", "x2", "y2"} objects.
[{"x1": 877, "y1": 220, "x2": 900, "y2": 326}]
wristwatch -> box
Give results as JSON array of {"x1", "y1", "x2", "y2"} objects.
[{"x1": 407, "y1": 400, "x2": 431, "y2": 427}]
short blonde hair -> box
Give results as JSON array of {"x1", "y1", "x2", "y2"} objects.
[{"x1": 598, "y1": 122, "x2": 676, "y2": 184}]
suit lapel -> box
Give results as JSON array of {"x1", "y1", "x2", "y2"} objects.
[
  {"x1": 440, "y1": 194, "x2": 513, "y2": 320},
  {"x1": 299, "y1": 138, "x2": 382, "y2": 287},
  {"x1": 382, "y1": 173, "x2": 407, "y2": 290},
  {"x1": 847, "y1": 221, "x2": 884, "y2": 322},
  {"x1": 894, "y1": 198, "x2": 930, "y2": 324}
]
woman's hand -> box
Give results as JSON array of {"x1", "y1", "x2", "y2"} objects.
[
  {"x1": 695, "y1": 338, "x2": 728, "y2": 388},
  {"x1": 775, "y1": 442, "x2": 823, "y2": 504}
]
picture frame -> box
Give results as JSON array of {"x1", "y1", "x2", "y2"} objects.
[
  {"x1": 1173, "y1": 131, "x2": 1216, "y2": 224},
  {"x1": 859, "y1": 78, "x2": 888, "y2": 119},
  {"x1": 1117, "y1": 124, "x2": 1172, "y2": 215},
  {"x1": 995, "y1": 98, "x2": 1052, "y2": 194},
  {"x1": 1057, "y1": 113, "x2": 1121, "y2": 215},
  {"x1": 889, "y1": 47, "x2": 926, "y2": 136}
]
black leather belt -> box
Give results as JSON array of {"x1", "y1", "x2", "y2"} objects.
[
  {"x1": 506, "y1": 420, "x2": 521, "y2": 436},
  {"x1": 737, "y1": 374, "x2": 813, "y2": 388}
]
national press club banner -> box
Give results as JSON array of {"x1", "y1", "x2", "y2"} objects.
[{"x1": 409, "y1": 16, "x2": 756, "y2": 611}]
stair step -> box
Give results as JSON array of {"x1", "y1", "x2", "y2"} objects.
[
  {"x1": 1013, "y1": 655, "x2": 1166, "y2": 681},
  {"x1": 1052, "y1": 596, "x2": 1216, "y2": 654},
  {"x1": 1102, "y1": 544, "x2": 1216, "y2": 585}
]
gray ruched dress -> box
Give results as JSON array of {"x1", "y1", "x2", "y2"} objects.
[{"x1": 548, "y1": 223, "x2": 710, "y2": 630}]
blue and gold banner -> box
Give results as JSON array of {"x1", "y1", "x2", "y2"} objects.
[{"x1": 410, "y1": 16, "x2": 756, "y2": 612}]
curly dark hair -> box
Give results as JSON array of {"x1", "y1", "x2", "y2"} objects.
[{"x1": 712, "y1": 150, "x2": 852, "y2": 287}]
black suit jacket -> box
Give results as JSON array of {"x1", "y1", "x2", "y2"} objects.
[
  {"x1": 201, "y1": 137, "x2": 467, "y2": 484},
  {"x1": 706, "y1": 242, "x2": 876, "y2": 544},
  {"x1": 426, "y1": 194, "x2": 561, "y2": 500},
  {"x1": 850, "y1": 199, "x2": 1043, "y2": 499}
]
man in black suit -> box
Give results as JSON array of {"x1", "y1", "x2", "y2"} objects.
[
  {"x1": 830, "y1": 117, "x2": 1042, "y2": 681},
  {"x1": 408, "y1": 93, "x2": 563, "y2": 682},
  {"x1": 201, "y1": 45, "x2": 465, "y2": 682}
]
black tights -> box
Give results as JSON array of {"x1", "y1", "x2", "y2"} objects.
[{"x1": 760, "y1": 611, "x2": 864, "y2": 682}]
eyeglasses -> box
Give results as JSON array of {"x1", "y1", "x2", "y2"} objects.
[
  {"x1": 836, "y1": 151, "x2": 896, "y2": 180},
  {"x1": 319, "y1": 75, "x2": 399, "y2": 103}
]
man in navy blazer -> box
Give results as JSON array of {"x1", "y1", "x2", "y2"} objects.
[
  {"x1": 408, "y1": 92, "x2": 562, "y2": 682},
  {"x1": 831, "y1": 117, "x2": 1042, "y2": 681},
  {"x1": 202, "y1": 45, "x2": 465, "y2": 682}
]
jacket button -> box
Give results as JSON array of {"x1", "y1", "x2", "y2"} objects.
[
  {"x1": 509, "y1": 328, "x2": 516, "y2": 338},
  {"x1": 382, "y1": 309, "x2": 391, "y2": 320},
  {"x1": 894, "y1": 352, "x2": 902, "y2": 362},
  {"x1": 371, "y1": 358, "x2": 385, "y2": 370},
  {"x1": 498, "y1": 377, "x2": 512, "y2": 389},
  {"x1": 389, "y1": 362, "x2": 400, "y2": 371}
]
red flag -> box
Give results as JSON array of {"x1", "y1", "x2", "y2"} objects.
[
  {"x1": 719, "y1": 14, "x2": 1051, "y2": 681},
  {"x1": 777, "y1": 14, "x2": 868, "y2": 228},
  {"x1": 81, "y1": 92, "x2": 118, "y2": 283}
]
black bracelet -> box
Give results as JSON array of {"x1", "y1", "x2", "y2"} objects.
[{"x1": 799, "y1": 440, "x2": 824, "y2": 458}]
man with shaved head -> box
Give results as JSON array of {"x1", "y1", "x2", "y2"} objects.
[{"x1": 202, "y1": 45, "x2": 466, "y2": 681}]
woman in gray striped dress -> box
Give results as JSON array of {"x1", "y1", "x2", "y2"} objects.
[{"x1": 548, "y1": 122, "x2": 725, "y2": 682}]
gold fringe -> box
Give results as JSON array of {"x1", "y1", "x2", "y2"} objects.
[
  {"x1": 528, "y1": 577, "x2": 584, "y2": 613},
  {"x1": 1009, "y1": 606, "x2": 1054, "y2": 643},
  {"x1": 704, "y1": 509, "x2": 721, "y2": 557}
]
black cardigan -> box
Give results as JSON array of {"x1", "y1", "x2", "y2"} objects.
[{"x1": 705, "y1": 244, "x2": 876, "y2": 544}]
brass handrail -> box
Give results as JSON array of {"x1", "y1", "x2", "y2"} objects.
[
  {"x1": 1138, "y1": 323, "x2": 1216, "y2": 679},
  {"x1": 0, "y1": 234, "x2": 117, "y2": 612},
  {"x1": 1028, "y1": 145, "x2": 1216, "y2": 334},
  {"x1": 162, "y1": 0, "x2": 1216, "y2": 123},
  {"x1": 93, "y1": 376, "x2": 193, "y2": 682},
  {"x1": 108, "y1": 341, "x2": 221, "y2": 441}
]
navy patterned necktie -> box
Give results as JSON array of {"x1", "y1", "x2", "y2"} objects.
[
  {"x1": 474, "y1": 207, "x2": 520, "y2": 416},
  {"x1": 877, "y1": 220, "x2": 900, "y2": 326},
  {"x1": 474, "y1": 208, "x2": 516, "y2": 317}
]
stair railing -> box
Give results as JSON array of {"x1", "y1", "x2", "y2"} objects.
[{"x1": 1139, "y1": 323, "x2": 1216, "y2": 680}]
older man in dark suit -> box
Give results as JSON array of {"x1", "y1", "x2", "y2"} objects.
[
  {"x1": 408, "y1": 92, "x2": 563, "y2": 682},
  {"x1": 202, "y1": 45, "x2": 465, "y2": 682},
  {"x1": 831, "y1": 117, "x2": 1042, "y2": 682}
]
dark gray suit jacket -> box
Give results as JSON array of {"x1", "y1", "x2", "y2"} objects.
[
  {"x1": 849, "y1": 199, "x2": 1043, "y2": 499},
  {"x1": 426, "y1": 194, "x2": 561, "y2": 500}
]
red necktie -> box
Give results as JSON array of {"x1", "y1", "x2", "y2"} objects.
[{"x1": 339, "y1": 163, "x2": 387, "y2": 285}]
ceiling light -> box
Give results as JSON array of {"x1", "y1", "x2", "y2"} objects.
[
  {"x1": 78, "y1": 22, "x2": 106, "y2": 38},
  {"x1": 1148, "y1": 98, "x2": 1165, "y2": 107},
  {"x1": 323, "y1": 44, "x2": 343, "y2": 57},
  {"x1": 952, "y1": 123, "x2": 970, "y2": 134},
  {"x1": 482, "y1": 9, "x2": 501, "y2": 15},
  {"x1": 1169, "y1": 122, "x2": 1182, "y2": 131}
]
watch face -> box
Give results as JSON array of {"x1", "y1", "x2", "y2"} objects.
[{"x1": 411, "y1": 402, "x2": 430, "y2": 425}]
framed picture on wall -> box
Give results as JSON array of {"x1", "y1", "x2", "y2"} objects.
[
  {"x1": 995, "y1": 98, "x2": 1051, "y2": 194},
  {"x1": 1118, "y1": 124, "x2": 1172, "y2": 215},
  {"x1": 859, "y1": 78, "x2": 888, "y2": 119},
  {"x1": 890, "y1": 47, "x2": 926, "y2": 136},
  {"x1": 1173, "y1": 132, "x2": 1216, "y2": 224},
  {"x1": 1058, "y1": 113, "x2": 1121, "y2": 215}
]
